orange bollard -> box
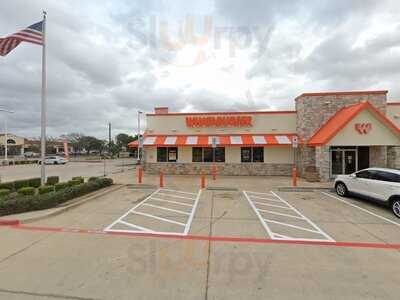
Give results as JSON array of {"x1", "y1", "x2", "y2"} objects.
[
  {"x1": 212, "y1": 164, "x2": 217, "y2": 181},
  {"x1": 137, "y1": 166, "x2": 143, "y2": 184},
  {"x1": 200, "y1": 170, "x2": 206, "y2": 189},
  {"x1": 160, "y1": 170, "x2": 164, "y2": 187},
  {"x1": 292, "y1": 166, "x2": 297, "y2": 187}
]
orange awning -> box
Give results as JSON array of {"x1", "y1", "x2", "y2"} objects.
[{"x1": 128, "y1": 134, "x2": 299, "y2": 148}]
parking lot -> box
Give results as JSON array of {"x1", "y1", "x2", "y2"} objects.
[
  {"x1": 0, "y1": 159, "x2": 135, "y2": 182},
  {"x1": 0, "y1": 173, "x2": 399, "y2": 299}
]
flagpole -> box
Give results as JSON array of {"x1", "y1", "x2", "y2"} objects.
[{"x1": 40, "y1": 11, "x2": 47, "y2": 185}]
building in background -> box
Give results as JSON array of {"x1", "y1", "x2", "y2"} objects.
[{"x1": 129, "y1": 90, "x2": 400, "y2": 181}]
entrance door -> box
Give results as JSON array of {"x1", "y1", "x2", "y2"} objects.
[
  {"x1": 344, "y1": 150, "x2": 356, "y2": 174},
  {"x1": 330, "y1": 148, "x2": 357, "y2": 176}
]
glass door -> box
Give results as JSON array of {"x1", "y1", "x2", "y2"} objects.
[
  {"x1": 330, "y1": 148, "x2": 357, "y2": 176},
  {"x1": 331, "y1": 150, "x2": 343, "y2": 175},
  {"x1": 344, "y1": 150, "x2": 356, "y2": 174}
]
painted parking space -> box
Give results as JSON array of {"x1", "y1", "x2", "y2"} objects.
[
  {"x1": 275, "y1": 190, "x2": 400, "y2": 244},
  {"x1": 243, "y1": 190, "x2": 335, "y2": 242},
  {"x1": 104, "y1": 188, "x2": 202, "y2": 236}
]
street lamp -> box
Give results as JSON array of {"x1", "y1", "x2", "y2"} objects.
[
  {"x1": 137, "y1": 111, "x2": 143, "y2": 163},
  {"x1": 0, "y1": 108, "x2": 15, "y2": 162}
]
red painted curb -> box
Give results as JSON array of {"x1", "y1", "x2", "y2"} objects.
[
  {"x1": 8, "y1": 224, "x2": 400, "y2": 250},
  {"x1": 0, "y1": 219, "x2": 20, "y2": 226}
]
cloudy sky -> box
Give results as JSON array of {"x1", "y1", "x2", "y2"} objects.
[{"x1": 1, "y1": 0, "x2": 400, "y2": 139}]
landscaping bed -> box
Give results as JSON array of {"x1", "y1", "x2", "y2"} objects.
[{"x1": 0, "y1": 176, "x2": 113, "y2": 216}]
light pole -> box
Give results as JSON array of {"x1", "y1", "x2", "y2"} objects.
[
  {"x1": 0, "y1": 108, "x2": 14, "y2": 162},
  {"x1": 137, "y1": 111, "x2": 143, "y2": 163}
]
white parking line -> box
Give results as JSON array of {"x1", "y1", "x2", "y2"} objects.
[
  {"x1": 104, "y1": 188, "x2": 202, "y2": 236},
  {"x1": 322, "y1": 192, "x2": 400, "y2": 227},
  {"x1": 243, "y1": 190, "x2": 335, "y2": 242}
]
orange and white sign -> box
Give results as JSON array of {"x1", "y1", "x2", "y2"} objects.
[
  {"x1": 186, "y1": 116, "x2": 252, "y2": 128},
  {"x1": 355, "y1": 123, "x2": 372, "y2": 134}
]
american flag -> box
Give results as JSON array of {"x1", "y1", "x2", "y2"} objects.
[{"x1": 0, "y1": 21, "x2": 43, "y2": 56}]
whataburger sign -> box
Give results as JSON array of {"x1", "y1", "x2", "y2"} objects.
[{"x1": 186, "y1": 116, "x2": 253, "y2": 128}]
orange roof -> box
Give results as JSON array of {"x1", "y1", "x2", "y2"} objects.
[
  {"x1": 308, "y1": 101, "x2": 400, "y2": 146},
  {"x1": 128, "y1": 140, "x2": 138, "y2": 148}
]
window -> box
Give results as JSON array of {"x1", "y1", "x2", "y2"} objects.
[
  {"x1": 203, "y1": 148, "x2": 213, "y2": 162},
  {"x1": 157, "y1": 148, "x2": 167, "y2": 162},
  {"x1": 192, "y1": 147, "x2": 225, "y2": 162},
  {"x1": 253, "y1": 147, "x2": 264, "y2": 163},
  {"x1": 241, "y1": 147, "x2": 252, "y2": 163},
  {"x1": 157, "y1": 147, "x2": 178, "y2": 162},
  {"x1": 168, "y1": 147, "x2": 178, "y2": 162},
  {"x1": 192, "y1": 147, "x2": 202, "y2": 162},
  {"x1": 355, "y1": 170, "x2": 371, "y2": 179},
  {"x1": 215, "y1": 147, "x2": 225, "y2": 162},
  {"x1": 375, "y1": 171, "x2": 400, "y2": 183},
  {"x1": 241, "y1": 147, "x2": 264, "y2": 163}
]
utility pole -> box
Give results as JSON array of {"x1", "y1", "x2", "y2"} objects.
[
  {"x1": 137, "y1": 111, "x2": 142, "y2": 163},
  {"x1": 108, "y1": 122, "x2": 112, "y2": 155},
  {"x1": 0, "y1": 108, "x2": 14, "y2": 162}
]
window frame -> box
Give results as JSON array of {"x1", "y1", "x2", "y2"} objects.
[
  {"x1": 241, "y1": 147, "x2": 264, "y2": 163},
  {"x1": 157, "y1": 147, "x2": 178, "y2": 162},
  {"x1": 191, "y1": 147, "x2": 225, "y2": 163}
]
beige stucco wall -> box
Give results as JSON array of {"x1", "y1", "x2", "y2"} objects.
[
  {"x1": 328, "y1": 110, "x2": 400, "y2": 146},
  {"x1": 144, "y1": 146, "x2": 293, "y2": 164},
  {"x1": 145, "y1": 146, "x2": 156, "y2": 163},
  {"x1": 264, "y1": 147, "x2": 293, "y2": 163},
  {"x1": 0, "y1": 134, "x2": 25, "y2": 146},
  {"x1": 146, "y1": 112, "x2": 297, "y2": 135},
  {"x1": 386, "y1": 104, "x2": 400, "y2": 128}
]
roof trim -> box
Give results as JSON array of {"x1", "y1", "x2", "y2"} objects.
[
  {"x1": 308, "y1": 101, "x2": 400, "y2": 146},
  {"x1": 387, "y1": 102, "x2": 400, "y2": 106},
  {"x1": 295, "y1": 90, "x2": 388, "y2": 101},
  {"x1": 146, "y1": 110, "x2": 296, "y2": 116}
]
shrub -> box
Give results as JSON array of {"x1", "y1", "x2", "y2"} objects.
[
  {"x1": 14, "y1": 179, "x2": 31, "y2": 190},
  {"x1": 38, "y1": 185, "x2": 54, "y2": 195},
  {"x1": 72, "y1": 176, "x2": 84, "y2": 184},
  {"x1": 0, "y1": 189, "x2": 11, "y2": 198},
  {"x1": 28, "y1": 178, "x2": 41, "y2": 188},
  {"x1": 88, "y1": 177, "x2": 98, "y2": 182},
  {"x1": 68, "y1": 179, "x2": 81, "y2": 186},
  {"x1": 0, "y1": 178, "x2": 113, "y2": 217},
  {"x1": 47, "y1": 176, "x2": 59, "y2": 185},
  {"x1": 0, "y1": 182, "x2": 15, "y2": 191},
  {"x1": 18, "y1": 187, "x2": 36, "y2": 196},
  {"x1": 55, "y1": 182, "x2": 69, "y2": 191}
]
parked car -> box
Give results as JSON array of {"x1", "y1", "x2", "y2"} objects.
[
  {"x1": 335, "y1": 167, "x2": 400, "y2": 218},
  {"x1": 24, "y1": 151, "x2": 37, "y2": 158},
  {"x1": 38, "y1": 156, "x2": 68, "y2": 165}
]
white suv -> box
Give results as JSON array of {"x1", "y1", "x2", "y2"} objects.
[
  {"x1": 38, "y1": 156, "x2": 68, "y2": 165},
  {"x1": 335, "y1": 167, "x2": 400, "y2": 218}
]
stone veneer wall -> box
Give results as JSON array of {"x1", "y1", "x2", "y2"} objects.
[
  {"x1": 144, "y1": 162, "x2": 292, "y2": 176},
  {"x1": 296, "y1": 92, "x2": 387, "y2": 181},
  {"x1": 370, "y1": 146, "x2": 387, "y2": 167},
  {"x1": 387, "y1": 146, "x2": 400, "y2": 169},
  {"x1": 315, "y1": 146, "x2": 330, "y2": 181}
]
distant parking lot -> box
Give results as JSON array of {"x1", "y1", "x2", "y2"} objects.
[{"x1": 0, "y1": 158, "x2": 136, "y2": 182}]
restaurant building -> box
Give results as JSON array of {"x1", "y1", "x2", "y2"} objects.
[{"x1": 130, "y1": 90, "x2": 400, "y2": 181}]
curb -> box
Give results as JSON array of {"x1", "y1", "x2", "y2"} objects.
[
  {"x1": 278, "y1": 186, "x2": 334, "y2": 192},
  {"x1": 0, "y1": 184, "x2": 125, "y2": 225},
  {"x1": 0, "y1": 219, "x2": 20, "y2": 226}
]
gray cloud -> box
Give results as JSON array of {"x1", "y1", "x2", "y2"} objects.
[{"x1": 1, "y1": 0, "x2": 400, "y2": 140}]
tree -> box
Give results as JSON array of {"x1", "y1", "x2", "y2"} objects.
[{"x1": 115, "y1": 133, "x2": 136, "y2": 151}]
